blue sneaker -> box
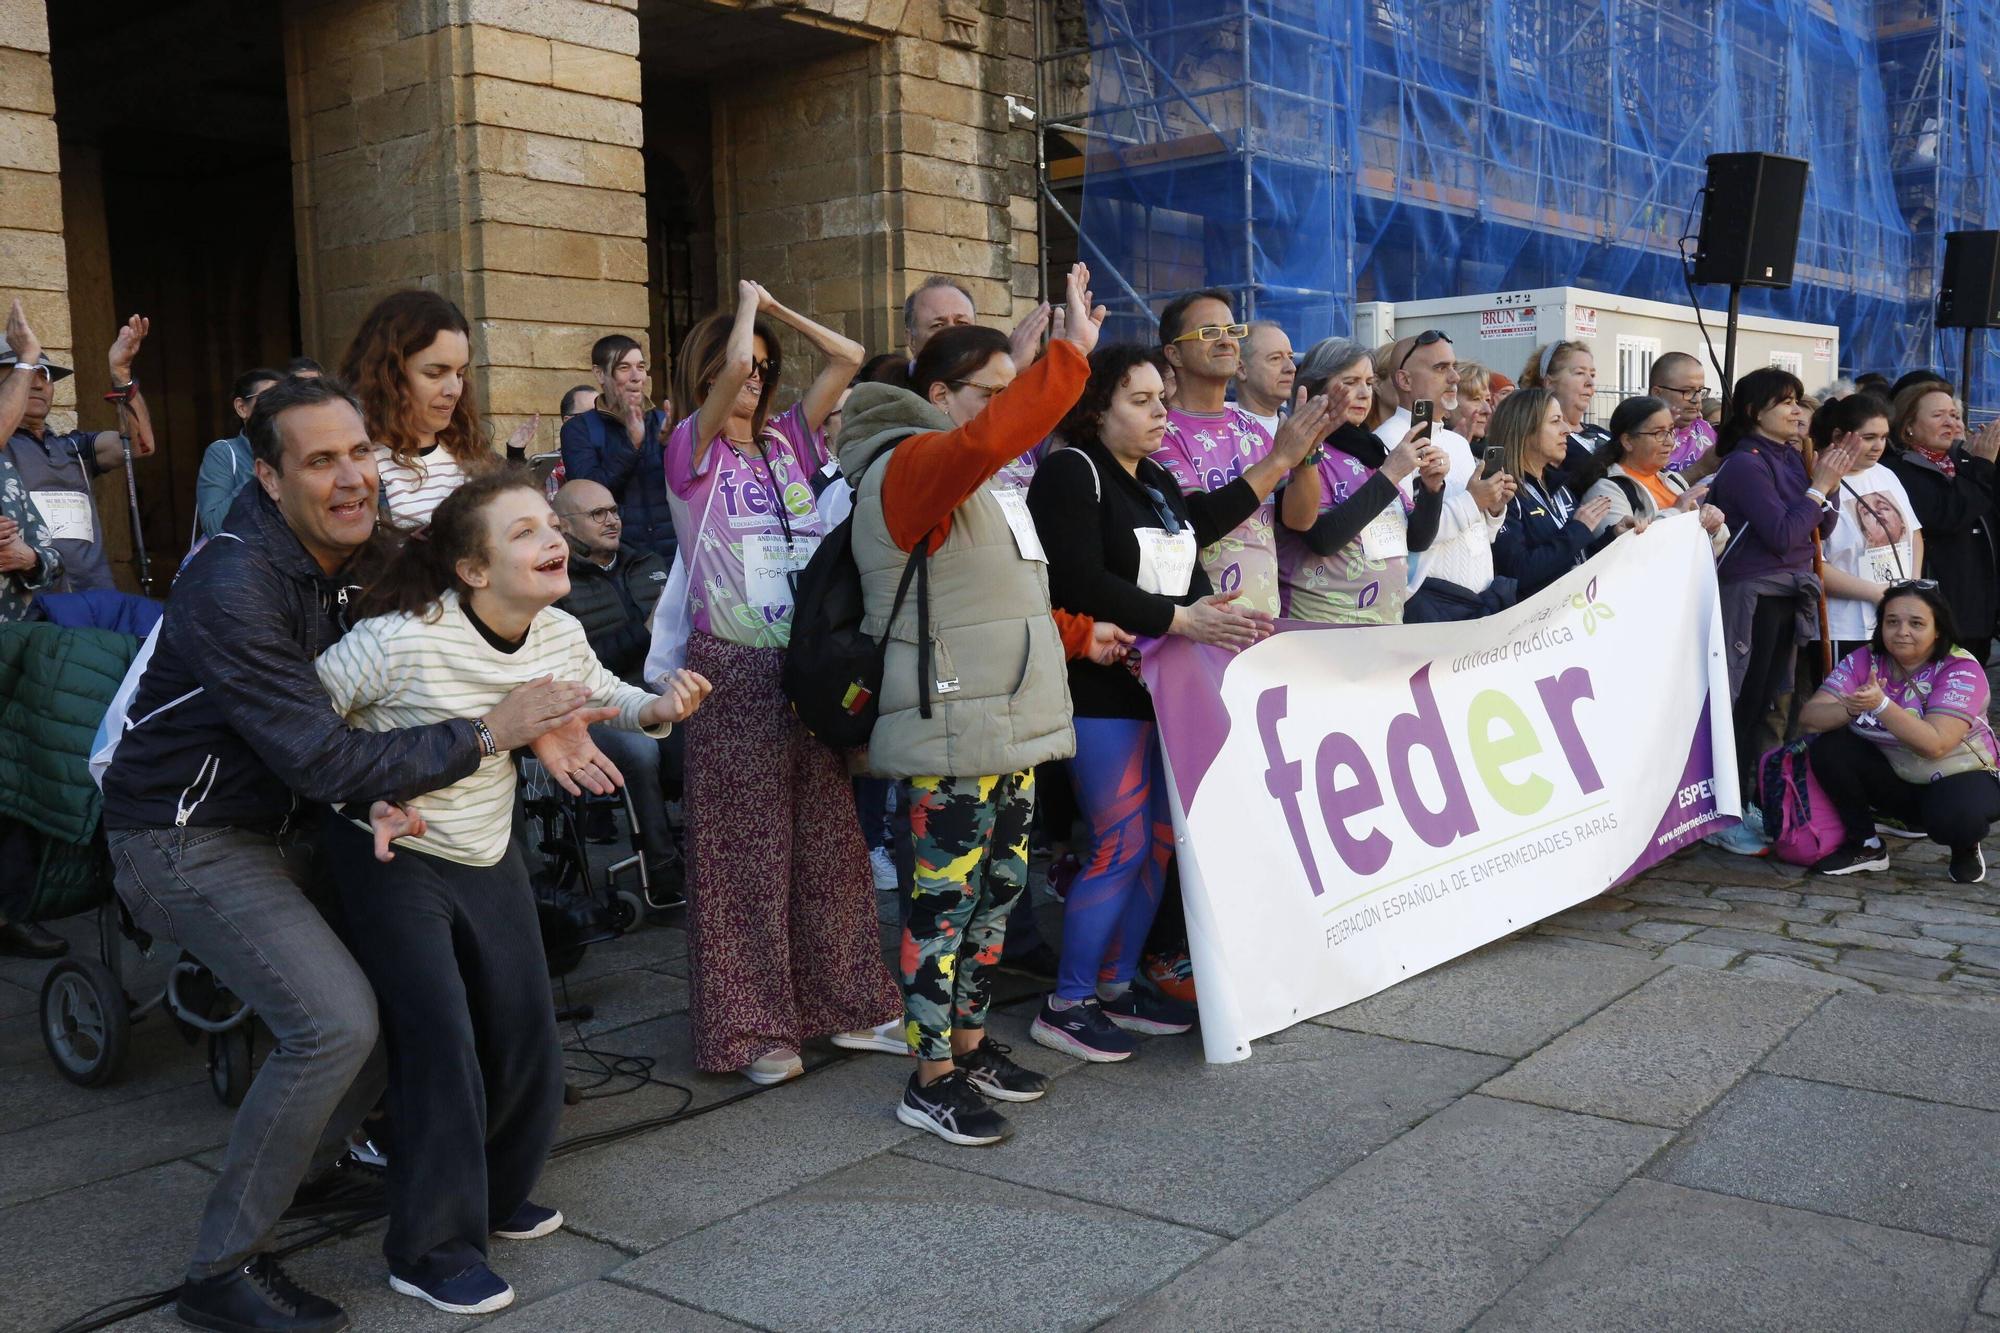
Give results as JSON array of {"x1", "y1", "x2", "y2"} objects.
[
  {"x1": 1703, "y1": 819, "x2": 1769, "y2": 858},
  {"x1": 1030, "y1": 996, "x2": 1136, "y2": 1062},
  {"x1": 492, "y1": 1200, "x2": 563, "y2": 1240},
  {"x1": 388, "y1": 1262, "x2": 514, "y2": 1315},
  {"x1": 1101, "y1": 985, "x2": 1196, "y2": 1035}
]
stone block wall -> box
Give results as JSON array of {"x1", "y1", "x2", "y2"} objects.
[{"x1": 0, "y1": 0, "x2": 72, "y2": 428}]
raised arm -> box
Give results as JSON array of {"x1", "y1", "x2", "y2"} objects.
[
  {"x1": 691, "y1": 282, "x2": 763, "y2": 473},
  {"x1": 95, "y1": 314, "x2": 156, "y2": 469},
  {"x1": 0, "y1": 300, "x2": 40, "y2": 448},
  {"x1": 757, "y1": 285, "x2": 866, "y2": 434}
]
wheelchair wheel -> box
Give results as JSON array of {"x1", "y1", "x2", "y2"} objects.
[
  {"x1": 40, "y1": 957, "x2": 131, "y2": 1088},
  {"x1": 611, "y1": 890, "x2": 644, "y2": 933},
  {"x1": 209, "y1": 1025, "x2": 255, "y2": 1108}
]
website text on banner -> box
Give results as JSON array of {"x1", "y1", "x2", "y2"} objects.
[{"x1": 1144, "y1": 514, "x2": 1737, "y2": 1063}]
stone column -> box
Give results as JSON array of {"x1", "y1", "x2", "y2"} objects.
[
  {"x1": 0, "y1": 0, "x2": 74, "y2": 426},
  {"x1": 284, "y1": 0, "x2": 649, "y2": 453}
]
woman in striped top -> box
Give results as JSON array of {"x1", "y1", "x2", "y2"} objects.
[
  {"x1": 313, "y1": 468, "x2": 709, "y2": 1315},
  {"x1": 341, "y1": 290, "x2": 499, "y2": 529}
]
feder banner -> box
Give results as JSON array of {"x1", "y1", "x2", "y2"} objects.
[{"x1": 1142, "y1": 513, "x2": 1737, "y2": 1062}]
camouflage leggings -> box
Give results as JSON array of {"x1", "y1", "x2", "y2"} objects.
[{"x1": 899, "y1": 770, "x2": 1035, "y2": 1062}]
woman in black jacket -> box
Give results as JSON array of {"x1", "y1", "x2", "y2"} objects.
[
  {"x1": 1885, "y1": 383, "x2": 2000, "y2": 664},
  {"x1": 1490, "y1": 387, "x2": 1614, "y2": 596},
  {"x1": 1025, "y1": 345, "x2": 1326, "y2": 1063}
]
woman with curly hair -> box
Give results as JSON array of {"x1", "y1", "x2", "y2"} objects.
[{"x1": 342, "y1": 290, "x2": 503, "y2": 529}]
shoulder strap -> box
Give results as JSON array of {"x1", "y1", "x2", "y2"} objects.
[
  {"x1": 1611, "y1": 474, "x2": 1644, "y2": 511},
  {"x1": 1062, "y1": 444, "x2": 1101, "y2": 502}
]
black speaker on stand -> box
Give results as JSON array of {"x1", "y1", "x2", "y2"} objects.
[
  {"x1": 1937, "y1": 230, "x2": 2000, "y2": 407},
  {"x1": 1690, "y1": 152, "x2": 1810, "y2": 417}
]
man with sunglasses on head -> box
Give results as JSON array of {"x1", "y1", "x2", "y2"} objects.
[
  {"x1": 0, "y1": 299, "x2": 154, "y2": 593},
  {"x1": 1651, "y1": 351, "x2": 1717, "y2": 477},
  {"x1": 1155, "y1": 289, "x2": 1288, "y2": 618},
  {"x1": 553, "y1": 477, "x2": 682, "y2": 895},
  {"x1": 1375, "y1": 329, "x2": 1516, "y2": 621}
]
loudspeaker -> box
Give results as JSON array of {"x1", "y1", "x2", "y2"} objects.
[
  {"x1": 1938, "y1": 230, "x2": 2000, "y2": 329},
  {"x1": 1692, "y1": 152, "x2": 1810, "y2": 289}
]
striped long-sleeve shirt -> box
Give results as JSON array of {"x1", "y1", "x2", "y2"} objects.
[{"x1": 314, "y1": 591, "x2": 668, "y2": 865}]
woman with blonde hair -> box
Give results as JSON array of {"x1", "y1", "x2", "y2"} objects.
[{"x1": 1518, "y1": 340, "x2": 1605, "y2": 474}]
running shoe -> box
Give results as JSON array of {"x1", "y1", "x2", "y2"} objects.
[
  {"x1": 387, "y1": 1262, "x2": 514, "y2": 1315},
  {"x1": 1704, "y1": 820, "x2": 1769, "y2": 857},
  {"x1": 1142, "y1": 949, "x2": 1197, "y2": 1004},
  {"x1": 1102, "y1": 986, "x2": 1196, "y2": 1035},
  {"x1": 1950, "y1": 846, "x2": 1987, "y2": 884},
  {"x1": 869, "y1": 845, "x2": 900, "y2": 891},
  {"x1": 831, "y1": 1019, "x2": 912, "y2": 1056},
  {"x1": 492, "y1": 1201, "x2": 563, "y2": 1240},
  {"x1": 1808, "y1": 841, "x2": 1890, "y2": 877},
  {"x1": 1874, "y1": 817, "x2": 1926, "y2": 840},
  {"x1": 743, "y1": 1047, "x2": 804, "y2": 1085},
  {"x1": 1030, "y1": 996, "x2": 1136, "y2": 1062},
  {"x1": 958, "y1": 1037, "x2": 1048, "y2": 1102},
  {"x1": 896, "y1": 1069, "x2": 1012, "y2": 1145}
]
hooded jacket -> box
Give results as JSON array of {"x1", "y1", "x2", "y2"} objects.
[
  {"x1": 101, "y1": 486, "x2": 480, "y2": 831},
  {"x1": 835, "y1": 343, "x2": 1087, "y2": 780}
]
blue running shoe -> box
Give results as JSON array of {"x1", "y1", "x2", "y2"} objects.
[
  {"x1": 492, "y1": 1200, "x2": 563, "y2": 1240},
  {"x1": 1102, "y1": 986, "x2": 1196, "y2": 1035},
  {"x1": 1030, "y1": 996, "x2": 1136, "y2": 1062},
  {"x1": 387, "y1": 1262, "x2": 514, "y2": 1315}
]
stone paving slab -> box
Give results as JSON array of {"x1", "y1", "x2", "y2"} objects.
[
  {"x1": 0, "y1": 1079, "x2": 230, "y2": 1208},
  {"x1": 1470, "y1": 1179, "x2": 1991, "y2": 1333},
  {"x1": 616, "y1": 1153, "x2": 1218, "y2": 1332},
  {"x1": 896, "y1": 1021, "x2": 1505, "y2": 1237},
  {"x1": 1105, "y1": 1095, "x2": 1670, "y2": 1333},
  {"x1": 1761, "y1": 992, "x2": 2000, "y2": 1111},
  {"x1": 483, "y1": 1280, "x2": 750, "y2": 1331},
  {"x1": 1652, "y1": 1073, "x2": 2000, "y2": 1244},
  {"x1": 1479, "y1": 966, "x2": 1827, "y2": 1127},
  {"x1": 0, "y1": 1005, "x2": 207, "y2": 1135},
  {"x1": 1312, "y1": 938, "x2": 1661, "y2": 1058},
  {"x1": 0, "y1": 1160, "x2": 215, "y2": 1330}
]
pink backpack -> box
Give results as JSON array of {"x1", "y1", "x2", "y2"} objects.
[{"x1": 1757, "y1": 741, "x2": 1845, "y2": 865}]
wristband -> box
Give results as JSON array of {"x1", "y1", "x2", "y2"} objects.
[
  {"x1": 1866, "y1": 698, "x2": 1890, "y2": 719},
  {"x1": 473, "y1": 718, "x2": 499, "y2": 757},
  {"x1": 1805, "y1": 487, "x2": 1827, "y2": 505},
  {"x1": 104, "y1": 377, "x2": 139, "y2": 404}
]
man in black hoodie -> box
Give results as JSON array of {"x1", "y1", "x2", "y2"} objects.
[{"x1": 101, "y1": 376, "x2": 618, "y2": 1333}]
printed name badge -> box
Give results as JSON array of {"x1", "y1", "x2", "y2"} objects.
[
  {"x1": 29, "y1": 491, "x2": 93, "y2": 543},
  {"x1": 1358, "y1": 505, "x2": 1408, "y2": 561},
  {"x1": 1134, "y1": 527, "x2": 1196, "y2": 597},
  {"x1": 1865, "y1": 543, "x2": 1909, "y2": 584},
  {"x1": 991, "y1": 489, "x2": 1046, "y2": 563},
  {"x1": 742, "y1": 533, "x2": 818, "y2": 610}
]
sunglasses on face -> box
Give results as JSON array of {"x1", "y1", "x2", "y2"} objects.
[
  {"x1": 1884, "y1": 579, "x2": 1940, "y2": 594},
  {"x1": 1397, "y1": 329, "x2": 1453, "y2": 370},
  {"x1": 1171, "y1": 323, "x2": 1249, "y2": 345},
  {"x1": 1141, "y1": 482, "x2": 1185, "y2": 534},
  {"x1": 747, "y1": 358, "x2": 777, "y2": 381}
]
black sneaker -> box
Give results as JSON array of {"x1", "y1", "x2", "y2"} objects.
[
  {"x1": 1808, "y1": 841, "x2": 1891, "y2": 877},
  {"x1": 1950, "y1": 846, "x2": 1987, "y2": 884},
  {"x1": 1873, "y1": 817, "x2": 1926, "y2": 840},
  {"x1": 958, "y1": 1037, "x2": 1048, "y2": 1103},
  {"x1": 283, "y1": 1155, "x2": 385, "y2": 1218},
  {"x1": 896, "y1": 1069, "x2": 1012, "y2": 1145},
  {"x1": 1029, "y1": 996, "x2": 1136, "y2": 1062},
  {"x1": 1101, "y1": 985, "x2": 1197, "y2": 1035},
  {"x1": 176, "y1": 1254, "x2": 349, "y2": 1333}
]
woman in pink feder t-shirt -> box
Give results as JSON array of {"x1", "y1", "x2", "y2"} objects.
[{"x1": 662, "y1": 280, "x2": 903, "y2": 1085}]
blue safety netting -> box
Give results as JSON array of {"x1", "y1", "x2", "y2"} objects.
[{"x1": 1071, "y1": 0, "x2": 1999, "y2": 401}]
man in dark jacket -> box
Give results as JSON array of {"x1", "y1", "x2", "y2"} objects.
[
  {"x1": 554, "y1": 478, "x2": 680, "y2": 888},
  {"x1": 101, "y1": 376, "x2": 619, "y2": 1333},
  {"x1": 558, "y1": 333, "x2": 675, "y2": 564}
]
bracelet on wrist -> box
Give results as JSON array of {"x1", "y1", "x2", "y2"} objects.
[
  {"x1": 1867, "y1": 698, "x2": 1890, "y2": 719},
  {"x1": 473, "y1": 718, "x2": 498, "y2": 758}
]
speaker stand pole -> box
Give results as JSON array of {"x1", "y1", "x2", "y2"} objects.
[
  {"x1": 1720, "y1": 283, "x2": 1743, "y2": 420},
  {"x1": 1962, "y1": 325, "x2": 1976, "y2": 410}
]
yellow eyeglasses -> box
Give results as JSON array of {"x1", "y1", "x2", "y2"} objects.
[{"x1": 1171, "y1": 323, "x2": 1249, "y2": 344}]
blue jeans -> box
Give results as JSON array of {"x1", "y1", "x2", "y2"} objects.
[
  {"x1": 591, "y1": 723, "x2": 674, "y2": 865},
  {"x1": 108, "y1": 824, "x2": 385, "y2": 1280}
]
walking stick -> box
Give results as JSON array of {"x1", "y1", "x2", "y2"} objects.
[
  {"x1": 1811, "y1": 528, "x2": 1831, "y2": 676},
  {"x1": 104, "y1": 385, "x2": 152, "y2": 597}
]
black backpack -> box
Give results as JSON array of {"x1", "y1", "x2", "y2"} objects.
[{"x1": 781, "y1": 451, "x2": 932, "y2": 750}]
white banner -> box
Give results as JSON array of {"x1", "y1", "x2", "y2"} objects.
[{"x1": 1139, "y1": 514, "x2": 1737, "y2": 1062}]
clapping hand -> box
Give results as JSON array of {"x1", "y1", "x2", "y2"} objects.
[
  {"x1": 1810, "y1": 440, "x2": 1860, "y2": 493},
  {"x1": 5, "y1": 299, "x2": 38, "y2": 365},
  {"x1": 504, "y1": 412, "x2": 542, "y2": 456},
  {"x1": 1269, "y1": 386, "x2": 1337, "y2": 469},
  {"x1": 1843, "y1": 669, "x2": 1886, "y2": 719},
  {"x1": 1671, "y1": 483, "x2": 1710, "y2": 513},
  {"x1": 1573, "y1": 494, "x2": 1614, "y2": 531},
  {"x1": 1009, "y1": 302, "x2": 1052, "y2": 368},
  {"x1": 1056, "y1": 263, "x2": 1107, "y2": 357}
]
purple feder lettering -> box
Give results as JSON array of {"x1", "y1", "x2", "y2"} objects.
[
  {"x1": 1387, "y1": 663, "x2": 1479, "y2": 847},
  {"x1": 1534, "y1": 668, "x2": 1604, "y2": 794},
  {"x1": 1316, "y1": 731, "x2": 1392, "y2": 876},
  {"x1": 1257, "y1": 686, "x2": 1326, "y2": 898}
]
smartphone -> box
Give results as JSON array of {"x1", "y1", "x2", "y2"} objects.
[
  {"x1": 1481, "y1": 444, "x2": 1507, "y2": 478},
  {"x1": 1411, "y1": 399, "x2": 1436, "y2": 437}
]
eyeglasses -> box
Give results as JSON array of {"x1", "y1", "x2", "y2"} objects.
[
  {"x1": 1140, "y1": 482, "x2": 1185, "y2": 534},
  {"x1": 1884, "y1": 579, "x2": 1939, "y2": 593},
  {"x1": 1627, "y1": 427, "x2": 1674, "y2": 443},
  {"x1": 563, "y1": 505, "x2": 620, "y2": 525},
  {"x1": 947, "y1": 380, "x2": 1009, "y2": 402},
  {"x1": 1654, "y1": 383, "x2": 1703, "y2": 400},
  {"x1": 1171, "y1": 323, "x2": 1249, "y2": 345},
  {"x1": 1396, "y1": 329, "x2": 1453, "y2": 370}
]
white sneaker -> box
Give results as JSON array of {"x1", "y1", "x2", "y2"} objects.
[
  {"x1": 743, "y1": 1048, "x2": 804, "y2": 1085},
  {"x1": 869, "y1": 846, "x2": 899, "y2": 891},
  {"x1": 830, "y1": 1018, "x2": 912, "y2": 1056}
]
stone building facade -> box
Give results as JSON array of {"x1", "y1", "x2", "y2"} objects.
[{"x1": 0, "y1": 0, "x2": 1041, "y2": 582}]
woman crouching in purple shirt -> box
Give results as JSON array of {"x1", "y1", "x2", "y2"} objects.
[{"x1": 1704, "y1": 368, "x2": 1859, "y2": 855}]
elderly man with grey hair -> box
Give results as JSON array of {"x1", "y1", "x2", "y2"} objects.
[{"x1": 888, "y1": 276, "x2": 1055, "y2": 386}]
